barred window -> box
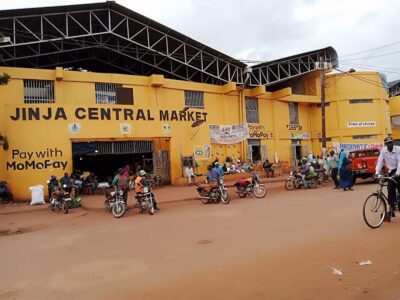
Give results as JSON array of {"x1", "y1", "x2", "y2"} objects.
[
  {"x1": 95, "y1": 83, "x2": 122, "y2": 104},
  {"x1": 288, "y1": 102, "x2": 299, "y2": 124},
  {"x1": 184, "y1": 91, "x2": 204, "y2": 109},
  {"x1": 353, "y1": 135, "x2": 377, "y2": 140},
  {"x1": 24, "y1": 80, "x2": 55, "y2": 104},
  {"x1": 349, "y1": 99, "x2": 373, "y2": 104},
  {"x1": 246, "y1": 97, "x2": 259, "y2": 123}
]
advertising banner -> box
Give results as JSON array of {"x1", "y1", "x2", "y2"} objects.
[
  {"x1": 333, "y1": 142, "x2": 383, "y2": 152},
  {"x1": 194, "y1": 146, "x2": 211, "y2": 161},
  {"x1": 347, "y1": 121, "x2": 376, "y2": 128},
  {"x1": 209, "y1": 123, "x2": 249, "y2": 144},
  {"x1": 248, "y1": 124, "x2": 274, "y2": 139}
]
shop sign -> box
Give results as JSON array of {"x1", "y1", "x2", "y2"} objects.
[
  {"x1": 286, "y1": 124, "x2": 303, "y2": 131},
  {"x1": 7, "y1": 148, "x2": 68, "y2": 171},
  {"x1": 290, "y1": 132, "x2": 310, "y2": 140},
  {"x1": 347, "y1": 121, "x2": 376, "y2": 128},
  {"x1": 9, "y1": 107, "x2": 208, "y2": 123},
  {"x1": 68, "y1": 123, "x2": 81, "y2": 134},
  {"x1": 248, "y1": 124, "x2": 274, "y2": 139},
  {"x1": 194, "y1": 145, "x2": 211, "y2": 160},
  {"x1": 333, "y1": 142, "x2": 383, "y2": 152},
  {"x1": 209, "y1": 123, "x2": 249, "y2": 144}
]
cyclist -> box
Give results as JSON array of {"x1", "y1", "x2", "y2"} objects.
[{"x1": 375, "y1": 136, "x2": 400, "y2": 220}]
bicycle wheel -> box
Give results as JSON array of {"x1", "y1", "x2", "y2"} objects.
[{"x1": 363, "y1": 194, "x2": 387, "y2": 229}]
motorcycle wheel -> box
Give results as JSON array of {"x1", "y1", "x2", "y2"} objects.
[
  {"x1": 148, "y1": 204, "x2": 155, "y2": 215},
  {"x1": 61, "y1": 202, "x2": 69, "y2": 214},
  {"x1": 112, "y1": 202, "x2": 126, "y2": 218},
  {"x1": 220, "y1": 190, "x2": 230, "y2": 204},
  {"x1": 317, "y1": 173, "x2": 324, "y2": 185},
  {"x1": 309, "y1": 178, "x2": 318, "y2": 189},
  {"x1": 253, "y1": 185, "x2": 267, "y2": 198},
  {"x1": 285, "y1": 180, "x2": 295, "y2": 190},
  {"x1": 237, "y1": 189, "x2": 247, "y2": 198}
]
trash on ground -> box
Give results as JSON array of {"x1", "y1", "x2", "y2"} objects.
[
  {"x1": 331, "y1": 267, "x2": 343, "y2": 276},
  {"x1": 358, "y1": 259, "x2": 372, "y2": 266}
]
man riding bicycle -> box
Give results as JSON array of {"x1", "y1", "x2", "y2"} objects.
[{"x1": 375, "y1": 136, "x2": 400, "y2": 220}]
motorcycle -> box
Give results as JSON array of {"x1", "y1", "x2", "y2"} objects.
[
  {"x1": 104, "y1": 187, "x2": 127, "y2": 218},
  {"x1": 48, "y1": 184, "x2": 71, "y2": 214},
  {"x1": 285, "y1": 170, "x2": 318, "y2": 190},
  {"x1": 234, "y1": 172, "x2": 267, "y2": 198},
  {"x1": 135, "y1": 186, "x2": 156, "y2": 215},
  {"x1": 197, "y1": 178, "x2": 230, "y2": 204},
  {"x1": 315, "y1": 168, "x2": 329, "y2": 184}
]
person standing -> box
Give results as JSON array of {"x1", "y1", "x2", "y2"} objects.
[
  {"x1": 375, "y1": 136, "x2": 400, "y2": 220},
  {"x1": 330, "y1": 150, "x2": 339, "y2": 189},
  {"x1": 339, "y1": 151, "x2": 353, "y2": 191}
]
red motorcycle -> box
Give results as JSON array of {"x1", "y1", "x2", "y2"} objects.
[{"x1": 234, "y1": 172, "x2": 267, "y2": 198}]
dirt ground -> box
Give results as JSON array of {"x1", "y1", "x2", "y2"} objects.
[{"x1": 1, "y1": 180, "x2": 400, "y2": 300}]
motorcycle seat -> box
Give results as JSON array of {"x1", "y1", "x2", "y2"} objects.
[{"x1": 235, "y1": 179, "x2": 251, "y2": 187}]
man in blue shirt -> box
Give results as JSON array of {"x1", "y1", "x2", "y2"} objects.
[
  {"x1": 206, "y1": 165, "x2": 220, "y2": 183},
  {"x1": 213, "y1": 162, "x2": 224, "y2": 178}
]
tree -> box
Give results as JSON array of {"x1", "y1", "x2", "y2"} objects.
[{"x1": 0, "y1": 32, "x2": 10, "y2": 85}]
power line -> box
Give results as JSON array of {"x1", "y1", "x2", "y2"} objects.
[
  {"x1": 333, "y1": 68, "x2": 386, "y2": 89},
  {"x1": 340, "y1": 40, "x2": 400, "y2": 58}
]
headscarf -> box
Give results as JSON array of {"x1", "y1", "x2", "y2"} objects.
[{"x1": 338, "y1": 150, "x2": 346, "y2": 169}]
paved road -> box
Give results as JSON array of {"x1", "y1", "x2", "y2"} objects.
[{"x1": 1, "y1": 181, "x2": 400, "y2": 300}]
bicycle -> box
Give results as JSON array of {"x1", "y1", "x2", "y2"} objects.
[{"x1": 363, "y1": 176, "x2": 400, "y2": 229}]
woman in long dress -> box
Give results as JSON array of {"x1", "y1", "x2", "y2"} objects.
[{"x1": 339, "y1": 151, "x2": 353, "y2": 191}]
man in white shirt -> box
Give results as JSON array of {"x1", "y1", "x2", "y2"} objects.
[
  {"x1": 375, "y1": 136, "x2": 400, "y2": 219},
  {"x1": 185, "y1": 164, "x2": 197, "y2": 185}
]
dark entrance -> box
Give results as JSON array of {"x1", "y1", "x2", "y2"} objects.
[{"x1": 72, "y1": 141, "x2": 154, "y2": 182}]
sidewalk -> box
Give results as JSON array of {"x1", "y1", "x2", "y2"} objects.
[{"x1": 0, "y1": 175, "x2": 287, "y2": 214}]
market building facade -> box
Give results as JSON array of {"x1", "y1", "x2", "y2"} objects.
[{"x1": 0, "y1": 2, "x2": 391, "y2": 201}]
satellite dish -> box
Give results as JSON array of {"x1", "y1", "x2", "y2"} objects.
[{"x1": 191, "y1": 119, "x2": 205, "y2": 128}]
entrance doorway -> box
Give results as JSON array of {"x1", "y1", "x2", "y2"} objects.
[
  {"x1": 72, "y1": 141, "x2": 170, "y2": 182},
  {"x1": 247, "y1": 139, "x2": 262, "y2": 163},
  {"x1": 290, "y1": 140, "x2": 309, "y2": 166}
]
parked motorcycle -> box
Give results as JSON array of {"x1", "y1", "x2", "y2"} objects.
[
  {"x1": 197, "y1": 178, "x2": 230, "y2": 204},
  {"x1": 234, "y1": 172, "x2": 267, "y2": 198},
  {"x1": 104, "y1": 188, "x2": 127, "y2": 218},
  {"x1": 315, "y1": 168, "x2": 329, "y2": 184},
  {"x1": 135, "y1": 186, "x2": 156, "y2": 215},
  {"x1": 48, "y1": 184, "x2": 71, "y2": 214},
  {"x1": 285, "y1": 170, "x2": 318, "y2": 190}
]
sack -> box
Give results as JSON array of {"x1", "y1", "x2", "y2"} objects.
[{"x1": 29, "y1": 185, "x2": 45, "y2": 205}]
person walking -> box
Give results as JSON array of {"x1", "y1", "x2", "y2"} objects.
[{"x1": 330, "y1": 150, "x2": 339, "y2": 189}]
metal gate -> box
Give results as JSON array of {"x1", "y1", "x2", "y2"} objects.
[
  {"x1": 154, "y1": 150, "x2": 171, "y2": 183},
  {"x1": 290, "y1": 140, "x2": 310, "y2": 166}
]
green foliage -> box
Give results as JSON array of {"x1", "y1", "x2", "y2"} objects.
[{"x1": 68, "y1": 197, "x2": 82, "y2": 208}]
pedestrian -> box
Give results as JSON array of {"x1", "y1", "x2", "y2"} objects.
[
  {"x1": 262, "y1": 159, "x2": 274, "y2": 178},
  {"x1": 339, "y1": 151, "x2": 353, "y2": 191},
  {"x1": 185, "y1": 163, "x2": 197, "y2": 185},
  {"x1": 330, "y1": 150, "x2": 339, "y2": 189}
]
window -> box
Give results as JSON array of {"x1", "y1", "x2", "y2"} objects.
[
  {"x1": 316, "y1": 102, "x2": 330, "y2": 108},
  {"x1": 95, "y1": 83, "x2": 123, "y2": 104},
  {"x1": 349, "y1": 99, "x2": 373, "y2": 104},
  {"x1": 353, "y1": 135, "x2": 377, "y2": 140},
  {"x1": 318, "y1": 137, "x2": 332, "y2": 142},
  {"x1": 391, "y1": 115, "x2": 400, "y2": 129},
  {"x1": 184, "y1": 91, "x2": 204, "y2": 109},
  {"x1": 288, "y1": 102, "x2": 299, "y2": 124},
  {"x1": 24, "y1": 80, "x2": 55, "y2": 104},
  {"x1": 245, "y1": 97, "x2": 259, "y2": 123}
]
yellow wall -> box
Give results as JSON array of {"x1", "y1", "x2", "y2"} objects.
[
  {"x1": 390, "y1": 95, "x2": 400, "y2": 139},
  {"x1": 0, "y1": 67, "x2": 391, "y2": 201}
]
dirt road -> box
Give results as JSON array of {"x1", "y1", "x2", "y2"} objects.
[{"x1": 1, "y1": 182, "x2": 400, "y2": 300}]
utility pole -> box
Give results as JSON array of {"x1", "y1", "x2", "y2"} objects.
[{"x1": 319, "y1": 56, "x2": 327, "y2": 157}]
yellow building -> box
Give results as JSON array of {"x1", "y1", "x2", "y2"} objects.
[
  {"x1": 0, "y1": 2, "x2": 392, "y2": 201},
  {"x1": 0, "y1": 66, "x2": 391, "y2": 201}
]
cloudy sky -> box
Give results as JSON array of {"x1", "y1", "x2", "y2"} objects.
[{"x1": 2, "y1": 0, "x2": 400, "y2": 80}]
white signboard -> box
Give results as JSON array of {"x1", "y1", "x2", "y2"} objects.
[
  {"x1": 347, "y1": 121, "x2": 376, "y2": 128},
  {"x1": 120, "y1": 123, "x2": 131, "y2": 134},
  {"x1": 68, "y1": 123, "x2": 81, "y2": 134},
  {"x1": 209, "y1": 123, "x2": 249, "y2": 144},
  {"x1": 333, "y1": 142, "x2": 383, "y2": 152}
]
